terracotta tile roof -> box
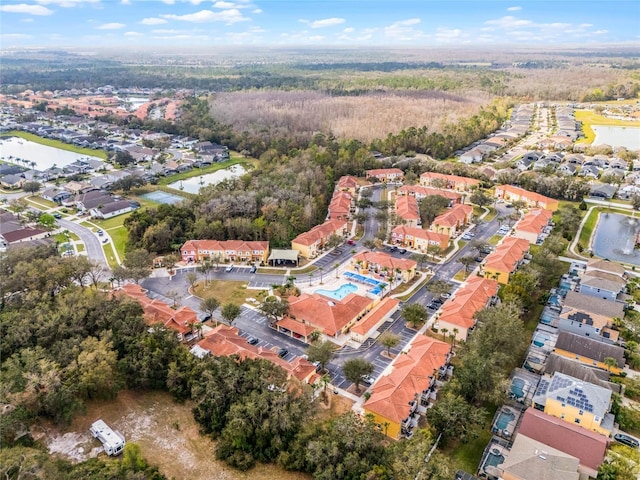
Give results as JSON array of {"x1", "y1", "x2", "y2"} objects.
[
  {"x1": 437, "y1": 276, "x2": 499, "y2": 330},
  {"x1": 351, "y1": 298, "x2": 399, "y2": 335},
  {"x1": 484, "y1": 237, "x2": 530, "y2": 273},
  {"x1": 337, "y1": 175, "x2": 359, "y2": 189},
  {"x1": 364, "y1": 335, "x2": 449, "y2": 424},
  {"x1": 196, "y1": 325, "x2": 317, "y2": 383},
  {"x1": 518, "y1": 408, "x2": 607, "y2": 471},
  {"x1": 395, "y1": 195, "x2": 420, "y2": 222},
  {"x1": 515, "y1": 208, "x2": 553, "y2": 234},
  {"x1": 419, "y1": 171, "x2": 480, "y2": 187},
  {"x1": 181, "y1": 239, "x2": 268, "y2": 254},
  {"x1": 431, "y1": 204, "x2": 473, "y2": 228},
  {"x1": 398, "y1": 185, "x2": 462, "y2": 202},
  {"x1": 276, "y1": 316, "x2": 317, "y2": 337},
  {"x1": 287, "y1": 292, "x2": 373, "y2": 336},
  {"x1": 366, "y1": 168, "x2": 404, "y2": 178},
  {"x1": 391, "y1": 225, "x2": 449, "y2": 247},
  {"x1": 328, "y1": 191, "x2": 353, "y2": 219},
  {"x1": 495, "y1": 185, "x2": 559, "y2": 210},
  {"x1": 353, "y1": 251, "x2": 417, "y2": 272},
  {"x1": 291, "y1": 219, "x2": 347, "y2": 247}
]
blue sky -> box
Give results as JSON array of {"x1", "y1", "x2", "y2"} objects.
[{"x1": 1, "y1": 0, "x2": 639, "y2": 49}]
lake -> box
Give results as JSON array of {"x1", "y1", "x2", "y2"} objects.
[
  {"x1": 0, "y1": 137, "x2": 104, "y2": 170},
  {"x1": 592, "y1": 125, "x2": 640, "y2": 150},
  {"x1": 168, "y1": 164, "x2": 247, "y2": 194},
  {"x1": 592, "y1": 212, "x2": 640, "y2": 266}
]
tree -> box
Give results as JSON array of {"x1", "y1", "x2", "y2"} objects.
[
  {"x1": 166, "y1": 290, "x2": 180, "y2": 308},
  {"x1": 469, "y1": 190, "x2": 491, "y2": 208},
  {"x1": 426, "y1": 279, "x2": 451, "y2": 297},
  {"x1": 511, "y1": 200, "x2": 527, "y2": 214},
  {"x1": 220, "y1": 303, "x2": 241, "y2": 326},
  {"x1": 258, "y1": 296, "x2": 289, "y2": 325},
  {"x1": 197, "y1": 258, "x2": 213, "y2": 285},
  {"x1": 458, "y1": 256, "x2": 477, "y2": 274},
  {"x1": 114, "y1": 150, "x2": 135, "y2": 166},
  {"x1": 604, "y1": 356, "x2": 618, "y2": 374},
  {"x1": 200, "y1": 296, "x2": 220, "y2": 324},
  {"x1": 440, "y1": 327, "x2": 449, "y2": 342},
  {"x1": 122, "y1": 249, "x2": 153, "y2": 284},
  {"x1": 186, "y1": 271, "x2": 199, "y2": 291},
  {"x1": 37, "y1": 213, "x2": 56, "y2": 230},
  {"x1": 164, "y1": 253, "x2": 180, "y2": 274},
  {"x1": 426, "y1": 390, "x2": 486, "y2": 444},
  {"x1": 306, "y1": 340, "x2": 335, "y2": 373},
  {"x1": 401, "y1": 303, "x2": 428, "y2": 329},
  {"x1": 342, "y1": 358, "x2": 374, "y2": 393},
  {"x1": 418, "y1": 195, "x2": 450, "y2": 226},
  {"x1": 22, "y1": 181, "x2": 42, "y2": 194},
  {"x1": 325, "y1": 234, "x2": 344, "y2": 251},
  {"x1": 410, "y1": 253, "x2": 430, "y2": 271},
  {"x1": 389, "y1": 429, "x2": 454, "y2": 480},
  {"x1": 378, "y1": 331, "x2": 400, "y2": 356}
]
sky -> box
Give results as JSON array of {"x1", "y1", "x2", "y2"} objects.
[{"x1": 1, "y1": 0, "x2": 639, "y2": 49}]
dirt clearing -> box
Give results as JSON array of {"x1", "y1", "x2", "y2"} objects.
[{"x1": 38, "y1": 390, "x2": 312, "y2": 480}]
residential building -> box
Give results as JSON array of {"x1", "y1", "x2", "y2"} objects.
[
  {"x1": 327, "y1": 191, "x2": 354, "y2": 220},
  {"x1": 579, "y1": 258, "x2": 627, "y2": 301},
  {"x1": 117, "y1": 283, "x2": 196, "y2": 342},
  {"x1": 365, "y1": 168, "x2": 404, "y2": 183},
  {"x1": 336, "y1": 175, "x2": 359, "y2": 193},
  {"x1": 395, "y1": 194, "x2": 420, "y2": 227},
  {"x1": 363, "y1": 335, "x2": 451, "y2": 439},
  {"x1": 429, "y1": 204, "x2": 473, "y2": 238},
  {"x1": 516, "y1": 408, "x2": 607, "y2": 478},
  {"x1": 351, "y1": 251, "x2": 417, "y2": 283},
  {"x1": 419, "y1": 172, "x2": 479, "y2": 191},
  {"x1": 397, "y1": 185, "x2": 462, "y2": 205},
  {"x1": 390, "y1": 225, "x2": 449, "y2": 253},
  {"x1": 291, "y1": 219, "x2": 348, "y2": 258},
  {"x1": 180, "y1": 239, "x2": 270, "y2": 264},
  {"x1": 350, "y1": 298, "x2": 399, "y2": 343},
  {"x1": 40, "y1": 187, "x2": 72, "y2": 204},
  {"x1": 459, "y1": 147, "x2": 484, "y2": 164},
  {"x1": 558, "y1": 291, "x2": 624, "y2": 343},
  {"x1": 513, "y1": 209, "x2": 553, "y2": 244},
  {"x1": 494, "y1": 185, "x2": 559, "y2": 211},
  {"x1": 191, "y1": 324, "x2": 317, "y2": 384},
  {"x1": 531, "y1": 371, "x2": 614, "y2": 436},
  {"x1": 553, "y1": 330, "x2": 625, "y2": 375},
  {"x1": 482, "y1": 237, "x2": 530, "y2": 284},
  {"x1": 499, "y1": 434, "x2": 580, "y2": 480},
  {"x1": 90, "y1": 199, "x2": 134, "y2": 219},
  {"x1": 277, "y1": 292, "x2": 373, "y2": 339},
  {"x1": 436, "y1": 276, "x2": 499, "y2": 341}
]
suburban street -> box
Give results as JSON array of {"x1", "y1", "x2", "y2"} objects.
[{"x1": 57, "y1": 217, "x2": 110, "y2": 269}]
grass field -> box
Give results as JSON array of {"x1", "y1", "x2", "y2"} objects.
[
  {"x1": 102, "y1": 243, "x2": 119, "y2": 269},
  {"x1": 193, "y1": 279, "x2": 252, "y2": 305},
  {"x1": 574, "y1": 110, "x2": 640, "y2": 144},
  {"x1": 107, "y1": 226, "x2": 129, "y2": 260},
  {"x1": 28, "y1": 195, "x2": 57, "y2": 209},
  {"x1": 1, "y1": 130, "x2": 108, "y2": 160},
  {"x1": 157, "y1": 158, "x2": 256, "y2": 186}
]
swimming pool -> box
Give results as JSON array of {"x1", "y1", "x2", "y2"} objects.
[
  {"x1": 511, "y1": 378, "x2": 526, "y2": 399},
  {"x1": 315, "y1": 283, "x2": 358, "y2": 301},
  {"x1": 483, "y1": 448, "x2": 505, "y2": 472},
  {"x1": 344, "y1": 271, "x2": 387, "y2": 288},
  {"x1": 532, "y1": 333, "x2": 549, "y2": 348},
  {"x1": 494, "y1": 409, "x2": 515, "y2": 430}
]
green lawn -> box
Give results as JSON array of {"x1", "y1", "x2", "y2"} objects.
[
  {"x1": 92, "y1": 213, "x2": 131, "y2": 230},
  {"x1": 102, "y1": 243, "x2": 119, "y2": 269},
  {"x1": 76, "y1": 244, "x2": 85, "y2": 253},
  {"x1": 0, "y1": 130, "x2": 108, "y2": 160},
  {"x1": 28, "y1": 195, "x2": 57, "y2": 209},
  {"x1": 107, "y1": 226, "x2": 129, "y2": 261}
]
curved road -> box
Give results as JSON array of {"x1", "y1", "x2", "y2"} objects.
[{"x1": 57, "y1": 217, "x2": 110, "y2": 269}]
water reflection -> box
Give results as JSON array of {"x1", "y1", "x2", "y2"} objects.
[{"x1": 592, "y1": 212, "x2": 640, "y2": 266}]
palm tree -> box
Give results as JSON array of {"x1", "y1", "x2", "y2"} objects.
[
  {"x1": 334, "y1": 262, "x2": 340, "y2": 278},
  {"x1": 452, "y1": 328, "x2": 459, "y2": 348},
  {"x1": 603, "y1": 356, "x2": 618, "y2": 375},
  {"x1": 441, "y1": 327, "x2": 449, "y2": 342},
  {"x1": 319, "y1": 266, "x2": 324, "y2": 284}
]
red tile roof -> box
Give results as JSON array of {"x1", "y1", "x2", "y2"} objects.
[
  {"x1": 364, "y1": 335, "x2": 449, "y2": 425},
  {"x1": 287, "y1": 292, "x2": 373, "y2": 336},
  {"x1": 391, "y1": 225, "x2": 449, "y2": 247},
  {"x1": 431, "y1": 204, "x2": 473, "y2": 228},
  {"x1": 366, "y1": 168, "x2": 404, "y2": 178},
  {"x1": 495, "y1": 185, "x2": 559, "y2": 211},
  {"x1": 518, "y1": 408, "x2": 608, "y2": 471},
  {"x1": 395, "y1": 195, "x2": 420, "y2": 222},
  {"x1": 515, "y1": 208, "x2": 553, "y2": 234},
  {"x1": 353, "y1": 251, "x2": 417, "y2": 272},
  {"x1": 398, "y1": 185, "x2": 462, "y2": 202},
  {"x1": 328, "y1": 191, "x2": 353, "y2": 219},
  {"x1": 419, "y1": 171, "x2": 479, "y2": 188},
  {"x1": 437, "y1": 276, "x2": 499, "y2": 330},
  {"x1": 337, "y1": 175, "x2": 359, "y2": 190},
  {"x1": 351, "y1": 298, "x2": 399, "y2": 336},
  {"x1": 484, "y1": 237, "x2": 530, "y2": 273},
  {"x1": 196, "y1": 325, "x2": 317, "y2": 383},
  {"x1": 181, "y1": 239, "x2": 268, "y2": 254},
  {"x1": 291, "y1": 219, "x2": 347, "y2": 247}
]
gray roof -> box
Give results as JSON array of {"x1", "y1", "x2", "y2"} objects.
[
  {"x1": 587, "y1": 258, "x2": 626, "y2": 277},
  {"x1": 580, "y1": 270, "x2": 626, "y2": 293},
  {"x1": 562, "y1": 291, "x2": 625, "y2": 319},
  {"x1": 555, "y1": 331, "x2": 625, "y2": 368},
  {"x1": 500, "y1": 435, "x2": 580, "y2": 480},
  {"x1": 532, "y1": 372, "x2": 612, "y2": 419},
  {"x1": 96, "y1": 199, "x2": 132, "y2": 215},
  {"x1": 543, "y1": 354, "x2": 621, "y2": 394}
]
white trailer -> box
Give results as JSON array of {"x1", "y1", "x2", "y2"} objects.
[{"x1": 90, "y1": 419, "x2": 126, "y2": 456}]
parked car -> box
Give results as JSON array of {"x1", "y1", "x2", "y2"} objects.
[
  {"x1": 398, "y1": 248, "x2": 407, "y2": 254},
  {"x1": 102, "y1": 238, "x2": 109, "y2": 244},
  {"x1": 249, "y1": 265, "x2": 257, "y2": 273},
  {"x1": 247, "y1": 336, "x2": 259, "y2": 345},
  {"x1": 347, "y1": 239, "x2": 356, "y2": 245},
  {"x1": 277, "y1": 348, "x2": 289, "y2": 358},
  {"x1": 360, "y1": 374, "x2": 375, "y2": 385},
  {"x1": 53, "y1": 213, "x2": 62, "y2": 219},
  {"x1": 97, "y1": 229, "x2": 104, "y2": 236},
  {"x1": 614, "y1": 433, "x2": 639, "y2": 448},
  {"x1": 225, "y1": 264, "x2": 234, "y2": 272}
]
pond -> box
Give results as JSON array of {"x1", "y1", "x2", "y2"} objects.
[
  {"x1": 167, "y1": 164, "x2": 247, "y2": 194},
  {"x1": 592, "y1": 212, "x2": 640, "y2": 266},
  {"x1": 592, "y1": 125, "x2": 640, "y2": 150},
  {"x1": 0, "y1": 137, "x2": 104, "y2": 170}
]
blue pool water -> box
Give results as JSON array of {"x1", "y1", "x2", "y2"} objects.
[
  {"x1": 548, "y1": 294, "x2": 560, "y2": 306},
  {"x1": 315, "y1": 283, "x2": 358, "y2": 301},
  {"x1": 483, "y1": 451, "x2": 505, "y2": 471},
  {"x1": 495, "y1": 410, "x2": 515, "y2": 430},
  {"x1": 532, "y1": 333, "x2": 549, "y2": 348},
  {"x1": 141, "y1": 191, "x2": 187, "y2": 205},
  {"x1": 344, "y1": 271, "x2": 388, "y2": 288},
  {"x1": 511, "y1": 378, "x2": 526, "y2": 398}
]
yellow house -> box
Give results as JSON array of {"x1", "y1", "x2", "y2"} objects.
[
  {"x1": 531, "y1": 372, "x2": 614, "y2": 436},
  {"x1": 553, "y1": 331, "x2": 624, "y2": 375},
  {"x1": 291, "y1": 219, "x2": 347, "y2": 258},
  {"x1": 482, "y1": 236, "x2": 529, "y2": 284},
  {"x1": 351, "y1": 251, "x2": 417, "y2": 284}
]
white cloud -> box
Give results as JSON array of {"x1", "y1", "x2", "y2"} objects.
[
  {"x1": 252, "y1": 8, "x2": 261, "y2": 13},
  {"x1": 308, "y1": 35, "x2": 325, "y2": 41},
  {"x1": 140, "y1": 17, "x2": 167, "y2": 25},
  {"x1": 393, "y1": 18, "x2": 421, "y2": 26},
  {"x1": 507, "y1": 6, "x2": 522, "y2": 11},
  {"x1": 162, "y1": 8, "x2": 249, "y2": 23},
  {"x1": 343, "y1": 27, "x2": 354, "y2": 33},
  {"x1": 484, "y1": 16, "x2": 532, "y2": 29},
  {"x1": 383, "y1": 18, "x2": 423, "y2": 41},
  {"x1": 121, "y1": 0, "x2": 130, "y2": 4},
  {"x1": 298, "y1": 18, "x2": 308, "y2": 24},
  {"x1": 124, "y1": 31, "x2": 143, "y2": 36},
  {"x1": 594, "y1": 30, "x2": 608, "y2": 34},
  {"x1": 0, "y1": 4, "x2": 53, "y2": 15},
  {"x1": 98, "y1": 22, "x2": 126, "y2": 29},
  {"x1": 213, "y1": 1, "x2": 239, "y2": 7},
  {"x1": 1, "y1": 33, "x2": 33, "y2": 38},
  {"x1": 35, "y1": 0, "x2": 99, "y2": 6},
  {"x1": 310, "y1": 17, "x2": 345, "y2": 28}
]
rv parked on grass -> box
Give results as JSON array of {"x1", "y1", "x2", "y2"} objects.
[{"x1": 90, "y1": 419, "x2": 125, "y2": 456}]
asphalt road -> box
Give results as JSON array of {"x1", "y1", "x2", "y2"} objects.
[{"x1": 57, "y1": 217, "x2": 110, "y2": 269}]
